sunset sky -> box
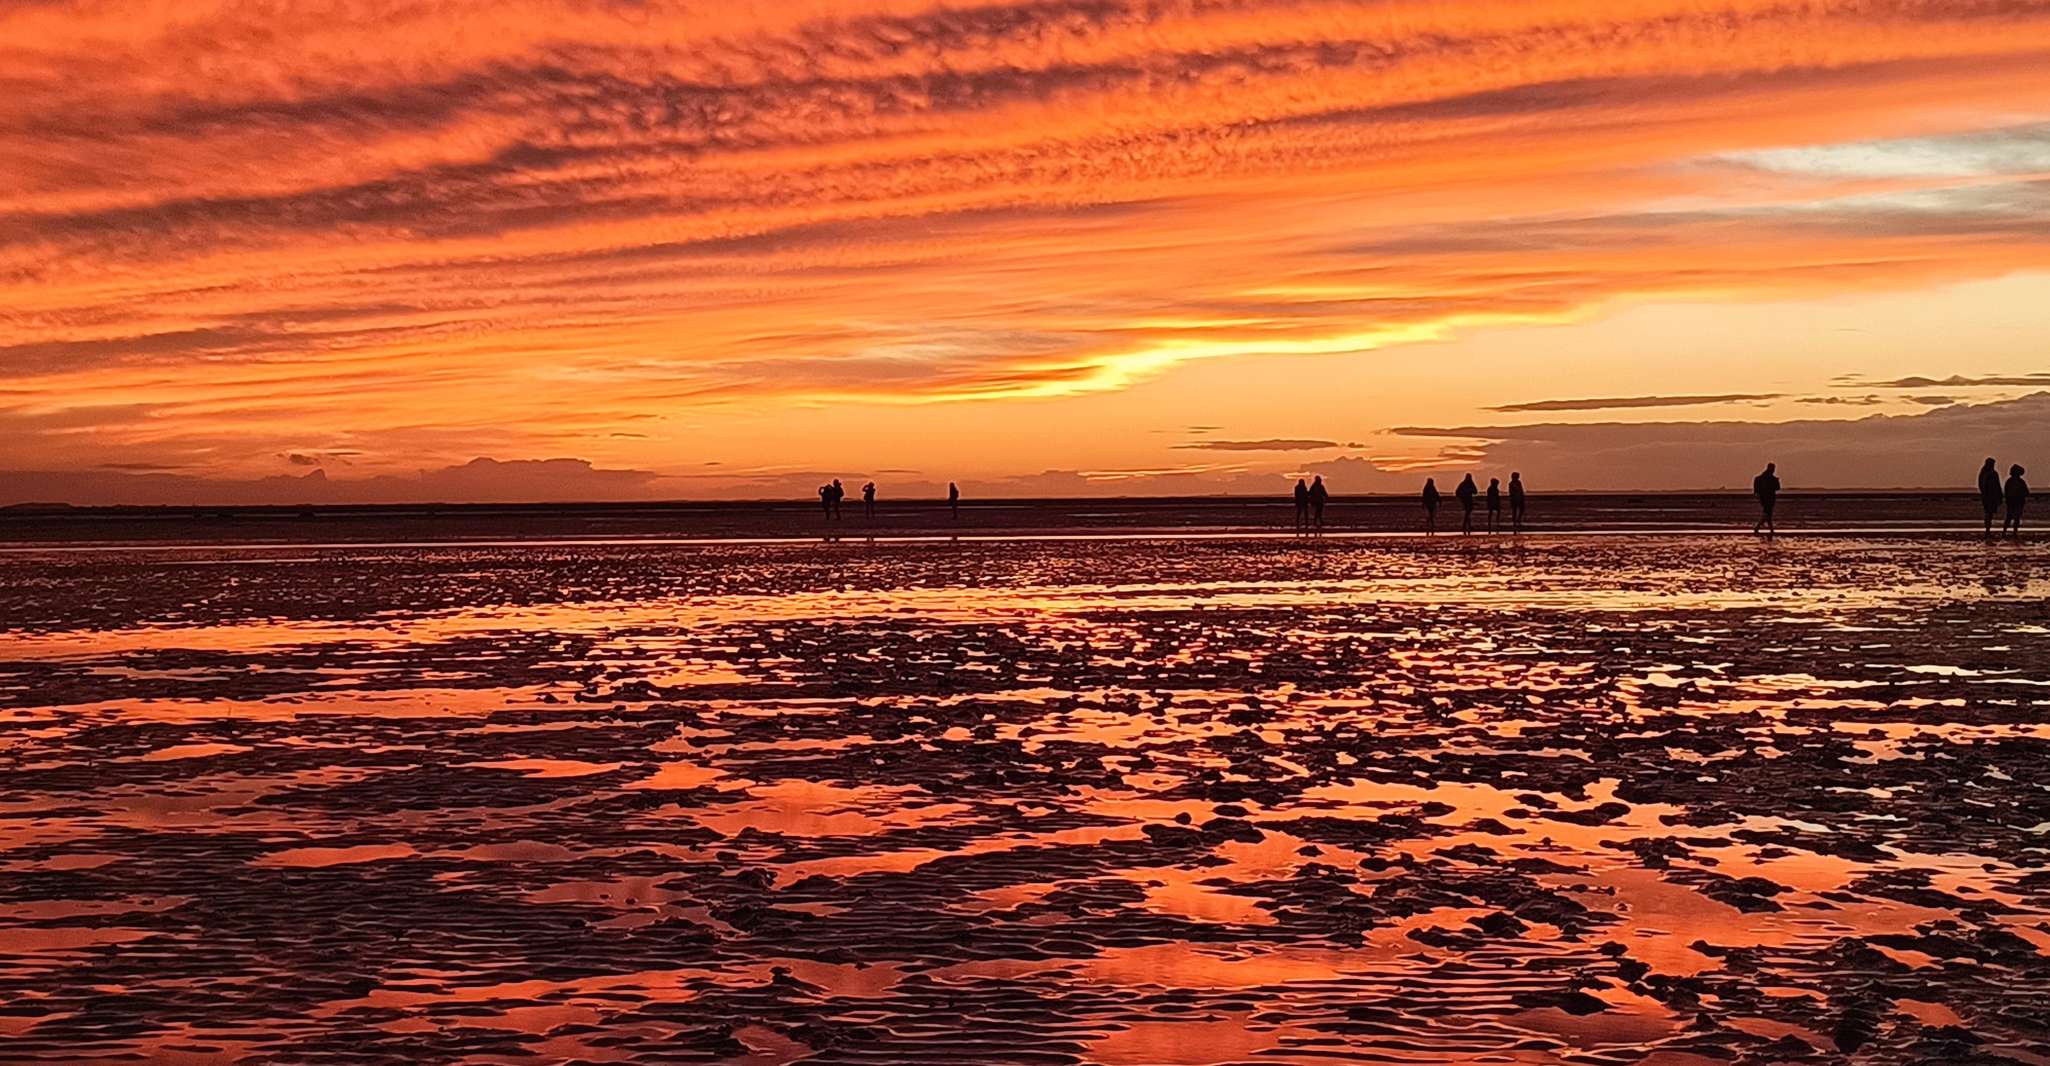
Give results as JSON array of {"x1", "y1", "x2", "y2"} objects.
[{"x1": 7, "y1": 0, "x2": 2050, "y2": 503}]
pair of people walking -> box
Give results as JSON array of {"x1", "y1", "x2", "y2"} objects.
[
  {"x1": 1422, "y1": 473, "x2": 1525, "y2": 534},
  {"x1": 1979, "y1": 458, "x2": 2029, "y2": 536},
  {"x1": 1293, "y1": 476, "x2": 1329, "y2": 532}
]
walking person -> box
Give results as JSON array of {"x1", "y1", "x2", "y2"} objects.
[
  {"x1": 1308, "y1": 475, "x2": 1329, "y2": 532},
  {"x1": 1509, "y1": 472, "x2": 1527, "y2": 533},
  {"x1": 1979, "y1": 458, "x2": 2004, "y2": 537},
  {"x1": 1753, "y1": 462, "x2": 1781, "y2": 537},
  {"x1": 948, "y1": 482, "x2": 961, "y2": 521},
  {"x1": 1294, "y1": 478, "x2": 1310, "y2": 533},
  {"x1": 1422, "y1": 478, "x2": 1441, "y2": 534},
  {"x1": 1456, "y1": 474, "x2": 1478, "y2": 534},
  {"x1": 1485, "y1": 478, "x2": 1502, "y2": 533},
  {"x1": 862, "y1": 481, "x2": 877, "y2": 519},
  {"x1": 2004, "y1": 464, "x2": 2029, "y2": 537}
]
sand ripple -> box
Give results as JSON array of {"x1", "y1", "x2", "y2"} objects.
[{"x1": 2, "y1": 535, "x2": 2047, "y2": 1063}]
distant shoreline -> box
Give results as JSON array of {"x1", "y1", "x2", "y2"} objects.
[{"x1": 0, "y1": 491, "x2": 2003, "y2": 546}]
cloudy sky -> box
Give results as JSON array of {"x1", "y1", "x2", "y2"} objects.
[{"x1": 7, "y1": 0, "x2": 2050, "y2": 503}]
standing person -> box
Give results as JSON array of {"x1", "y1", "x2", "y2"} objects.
[
  {"x1": 948, "y1": 482, "x2": 961, "y2": 521},
  {"x1": 1456, "y1": 474, "x2": 1478, "y2": 534},
  {"x1": 1422, "y1": 478, "x2": 1441, "y2": 534},
  {"x1": 1752, "y1": 462, "x2": 1781, "y2": 537},
  {"x1": 1980, "y1": 458, "x2": 2004, "y2": 536},
  {"x1": 1293, "y1": 478, "x2": 1310, "y2": 533},
  {"x1": 862, "y1": 481, "x2": 877, "y2": 519},
  {"x1": 1485, "y1": 478, "x2": 1502, "y2": 533},
  {"x1": 1308, "y1": 475, "x2": 1329, "y2": 532},
  {"x1": 1509, "y1": 472, "x2": 1527, "y2": 533},
  {"x1": 819, "y1": 484, "x2": 834, "y2": 520},
  {"x1": 830, "y1": 479, "x2": 845, "y2": 519},
  {"x1": 2004, "y1": 464, "x2": 2029, "y2": 537}
]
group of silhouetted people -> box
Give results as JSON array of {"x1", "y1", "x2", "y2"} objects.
[
  {"x1": 1755, "y1": 459, "x2": 2034, "y2": 538},
  {"x1": 1293, "y1": 472, "x2": 1531, "y2": 535},
  {"x1": 1979, "y1": 458, "x2": 2029, "y2": 537},
  {"x1": 813, "y1": 461, "x2": 2033, "y2": 537},
  {"x1": 1420, "y1": 472, "x2": 1527, "y2": 535},
  {"x1": 1752, "y1": 459, "x2": 2030, "y2": 538},
  {"x1": 817, "y1": 480, "x2": 962, "y2": 522}
]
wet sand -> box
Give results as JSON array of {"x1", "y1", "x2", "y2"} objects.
[{"x1": 2, "y1": 533, "x2": 2048, "y2": 1064}]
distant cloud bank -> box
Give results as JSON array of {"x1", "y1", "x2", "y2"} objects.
[
  {"x1": 1394, "y1": 393, "x2": 2050, "y2": 491},
  {"x1": 9, "y1": 396, "x2": 2049, "y2": 503}
]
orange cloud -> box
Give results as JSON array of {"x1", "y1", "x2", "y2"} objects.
[{"x1": 4, "y1": 1, "x2": 2050, "y2": 492}]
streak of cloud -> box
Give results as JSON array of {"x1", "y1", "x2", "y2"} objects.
[
  {"x1": 1488, "y1": 394, "x2": 1781, "y2": 413},
  {"x1": 1856, "y1": 373, "x2": 2050, "y2": 388},
  {"x1": 1173, "y1": 438, "x2": 1342, "y2": 451}
]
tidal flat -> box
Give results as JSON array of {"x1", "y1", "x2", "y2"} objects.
[{"x1": 2, "y1": 534, "x2": 2048, "y2": 1064}]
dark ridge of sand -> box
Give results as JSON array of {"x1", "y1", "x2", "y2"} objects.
[
  {"x1": 0, "y1": 491, "x2": 1999, "y2": 546},
  {"x1": 1, "y1": 535, "x2": 2047, "y2": 1064}
]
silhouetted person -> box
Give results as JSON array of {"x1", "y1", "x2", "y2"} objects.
[
  {"x1": 862, "y1": 481, "x2": 876, "y2": 519},
  {"x1": 1293, "y1": 478, "x2": 1310, "y2": 532},
  {"x1": 1980, "y1": 458, "x2": 2004, "y2": 536},
  {"x1": 1455, "y1": 474, "x2": 1478, "y2": 534},
  {"x1": 1753, "y1": 462, "x2": 1780, "y2": 536},
  {"x1": 1509, "y1": 472, "x2": 1526, "y2": 533},
  {"x1": 948, "y1": 482, "x2": 960, "y2": 520},
  {"x1": 1308, "y1": 475, "x2": 1329, "y2": 531},
  {"x1": 1485, "y1": 478, "x2": 1502, "y2": 532},
  {"x1": 830, "y1": 478, "x2": 845, "y2": 519},
  {"x1": 1422, "y1": 478, "x2": 1441, "y2": 534},
  {"x1": 818, "y1": 484, "x2": 834, "y2": 520},
  {"x1": 2005, "y1": 464, "x2": 2028, "y2": 537}
]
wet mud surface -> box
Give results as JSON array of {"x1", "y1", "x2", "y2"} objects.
[{"x1": 3, "y1": 535, "x2": 2048, "y2": 1064}]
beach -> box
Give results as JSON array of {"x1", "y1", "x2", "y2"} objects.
[{"x1": 3, "y1": 529, "x2": 2048, "y2": 1064}]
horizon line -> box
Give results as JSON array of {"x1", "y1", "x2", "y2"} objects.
[{"x1": 0, "y1": 486, "x2": 2003, "y2": 515}]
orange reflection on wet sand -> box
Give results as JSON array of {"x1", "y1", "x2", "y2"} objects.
[{"x1": 2, "y1": 535, "x2": 2047, "y2": 1064}]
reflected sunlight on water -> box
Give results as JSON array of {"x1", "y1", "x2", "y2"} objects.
[{"x1": 1, "y1": 534, "x2": 2048, "y2": 1063}]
